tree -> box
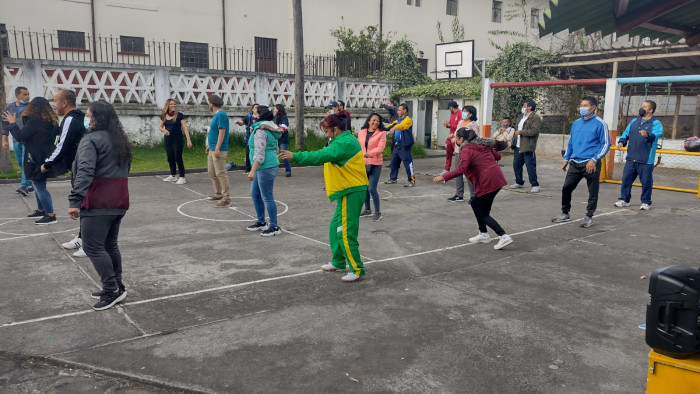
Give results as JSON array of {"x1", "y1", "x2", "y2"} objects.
[
  {"x1": 330, "y1": 25, "x2": 390, "y2": 78},
  {"x1": 386, "y1": 38, "x2": 430, "y2": 89}
]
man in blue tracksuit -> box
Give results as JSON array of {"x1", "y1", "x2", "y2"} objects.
[
  {"x1": 552, "y1": 96, "x2": 610, "y2": 228},
  {"x1": 384, "y1": 103, "x2": 415, "y2": 187},
  {"x1": 614, "y1": 100, "x2": 663, "y2": 211}
]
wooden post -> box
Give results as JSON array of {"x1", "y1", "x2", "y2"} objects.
[
  {"x1": 293, "y1": 0, "x2": 305, "y2": 150},
  {"x1": 671, "y1": 94, "x2": 681, "y2": 140}
]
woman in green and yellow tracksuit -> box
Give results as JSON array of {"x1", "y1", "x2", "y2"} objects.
[{"x1": 279, "y1": 114, "x2": 369, "y2": 282}]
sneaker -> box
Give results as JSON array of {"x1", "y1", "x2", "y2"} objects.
[
  {"x1": 373, "y1": 211, "x2": 383, "y2": 221},
  {"x1": 163, "y1": 175, "x2": 177, "y2": 182},
  {"x1": 580, "y1": 216, "x2": 593, "y2": 228},
  {"x1": 321, "y1": 263, "x2": 347, "y2": 272},
  {"x1": 493, "y1": 234, "x2": 513, "y2": 250},
  {"x1": 261, "y1": 226, "x2": 282, "y2": 236},
  {"x1": 360, "y1": 209, "x2": 373, "y2": 217},
  {"x1": 509, "y1": 183, "x2": 523, "y2": 189},
  {"x1": 175, "y1": 177, "x2": 186, "y2": 185},
  {"x1": 27, "y1": 209, "x2": 45, "y2": 218},
  {"x1": 404, "y1": 181, "x2": 415, "y2": 187},
  {"x1": 207, "y1": 195, "x2": 223, "y2": 201},
  {"x1": 92, "y1": 290, "x2": 127, "y2": 311},
  {"x1": 286, "y1": 173, "x2": 292, "y2": 177},
  {"x1": 73, "y1": 247, "x2": 87, "y2": 258},
  {"x1": 447, "y1": 195, "x2": 464, "y2": 202},
  {"x1": 62, "y1": 235, "x2": 82, "y2": 249},
  {"x1": 243, "y1": 171, "x2": 250, "y2": 175},
  {"x1": 225, "y1": 162, "x2": 237, "y2": 171},
  {"x1": 640, "y1": 203, "x2": 651, "y2": 211},
  {"x1": 384, "y1": 179, "x2": 397, "y2": 184},
  {"x1": 246, "y1": 221, "x2": 269, "y2": 231},
  {"x1": 35, "y1": 215, "x2": 57, "y2": 225},
  {"x1": 214, "y1": 200, "x2": 230, "y2": 208},
  {"x1": 341, "y1": 273, "x2": 366, "y2": 282},
  {"x1": 551, "y1": 213, "x2": 571, "y2": 223},
  {"x1": 26, "y1": 186, "x2": 34, "y2": 193},
  {"x1": 17, "y1": 187, "x2": 28, "y2": 197},
  {"x1": 530, "y1": 186, "x2": 540, "y2": 193},
  {"x1": 614, "y1": 200, "x2": 630, "y2": 207},
  {"x1": 469, "y1": 233, "x2": 491, "y2": 243},
  {"x1": 91, "y1": 286, "x2": 126, "y2": 300}
]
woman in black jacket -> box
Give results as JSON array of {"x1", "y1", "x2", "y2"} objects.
[{"x1": 3, "y1": 97, "x2": 59, "y2": 224}]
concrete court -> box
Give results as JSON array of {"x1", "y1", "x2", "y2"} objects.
[{"x1": 1, "y1": 154, "x2": 699, "y2": 393}]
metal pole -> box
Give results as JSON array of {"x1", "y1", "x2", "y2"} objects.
[
  {"x1": 90, "y1": 0, "x2": 97, "y2": 62},
  {"x1": 222, "y1": 0, "x2": 227, "y2": 70},
  {"x1": 0, "y1": 31, "x2": 5, "y2": 110},
  {"x1": 293, "y1": 0, "x2": 305, "y2": 150}
]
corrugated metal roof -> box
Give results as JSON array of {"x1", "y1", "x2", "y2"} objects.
[{"x1": 539, "y1": 0, "x2": 700, "y2": 45}]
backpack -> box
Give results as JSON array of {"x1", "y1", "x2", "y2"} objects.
[{"x1": 684, "y1": 136, "x2": 700, "y2": 152}]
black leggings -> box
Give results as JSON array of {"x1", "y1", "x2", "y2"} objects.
[
  {"x1": 164, "y1": 134, "x2": 185, "y2": 177},
  {"x1": 470, "y1": 188, "x2": 505, "y2": 236}
]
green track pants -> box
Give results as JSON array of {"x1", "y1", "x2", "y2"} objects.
[{"x1": 329, "y1": 190, "x2": 365, "y2": 276}]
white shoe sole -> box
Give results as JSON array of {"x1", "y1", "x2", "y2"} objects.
[
  {"x1": 494, "y1": 239, "x2": 513, "y2": 250},
  {"x1": 469, "y1": 238, "x2": 491, "y2": 243},
  {"x1": 261, "y1": 230, "x2": 281, "y2": 237}
]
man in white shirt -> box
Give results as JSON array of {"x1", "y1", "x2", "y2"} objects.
[{"x1": 509, "y1": 100, "x2": 542, "y2": 193}]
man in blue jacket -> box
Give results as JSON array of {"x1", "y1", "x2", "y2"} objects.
[
  {"x1": 552, "y1": 96, "x2": 610, "y2": 228},
  {"x1": 614, "y1": 100, "x2": 663, "y2": 211},
  {"x1": 384, "y1": 103, "x2": 415, "y2": 187}
]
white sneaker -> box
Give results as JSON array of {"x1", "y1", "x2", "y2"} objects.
[
  {"x1": 640, "y1": 203, "x2": 651, "y2": 211},
  {"x1": 62, "y1": 235, "x2": 82, "y2": 250},
  {"x1": 530, "y1": 186, "x2": 540, "y2": 193},
  {"x1": 614, "y1": 200, "x2": 630, "y2": 207},
  {"x1": 341, "y1": 273, "x2": 365, "y2": 282},
  {"x1": 321, "y1": 263, "x2": 346, "y2": 272},
  {"x1": 73, "y1": 247, "x2": 87, "y2": 257},
  {"x1": 493, "y1": 234, "x2": 513, "y2": 250},
  {"x1": 175, "y1": 177, "x2": 187, "y2": 185},
  {"x1": 509, "y1": 183, "x2": 523, "y2": 189},
  {"x1": 469, "y1": 233, "x2": 491, "y2": 243},
  {"x1": 163, "y1": 175, "x2": 177, "y2": 182}
]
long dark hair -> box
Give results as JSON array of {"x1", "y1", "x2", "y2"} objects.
[
  {"x1": 455, "y1": 127, "x2": 477, "y2": 142},
  {"x1": 273, "y1": 104, "x2": 286, "y2": 125},
  {"x1": 23, "y1": 97, "x2": 58, "y2": 127},
  {"x1": 360, "y1": 112, "x2": 384, "y2": 130},
  {"x1": 88, "y1": 101, "x2": 132, "y2": 166}
]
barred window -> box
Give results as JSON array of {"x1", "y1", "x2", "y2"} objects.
[
  {"x1": 57, "y1": 30, "x2": 85, "y2": 49},
  {"x1": 446, "y1": 0, "x2": 458, "y2": 16},
  {"x1": 180, "y1": 41, "x2": 209, "y2": 69},
  {"x1": 492, "y1": 1, "x2": 502, "y2": 23},
  {"x1": 255, "y1": 36, "x2": 277, "y2": 73},
  {"x1": 120, "y1": 36, "x2": 145, "y2": 53}
]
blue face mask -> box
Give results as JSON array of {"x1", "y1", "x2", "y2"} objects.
[
  {"x1": 461, "y1": 111, "x2": 468, "y2": 120},
  {"x1": 330, "y1": 110, "x2": 335, "y2": 115},
  {"x1": 521, "y1": 108, "x2": 526, "y2": 115},
  {"x1": 84, "y1": 117, "x2": 91, "y2": 130},
  {"x1": 579, "y1": 107, "x2": 590, "y2": 117},
  {"x1": 19, "y1": 100, "x2": 28, "y2": 105}
]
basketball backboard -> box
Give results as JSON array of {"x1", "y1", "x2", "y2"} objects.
[{"x1": 435, "y1": 40, "x2": 474, "y2": 80}]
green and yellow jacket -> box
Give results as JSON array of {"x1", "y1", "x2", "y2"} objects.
[{"x1": 292, "y1": 130, "x2": 368, "y2": 201}]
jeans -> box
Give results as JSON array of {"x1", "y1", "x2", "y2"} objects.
[
  {"x1": 365, "y1": 164, "x2": 382, "y2": 212},
  {"x1": 32, "y1": 177, "x2": 54, "y2": 214},
  {"x1": 12, "y1": 141, "x2": 32, "y2": 188},
  {"x1": 251, "y1": 167, "x2": 278, "y2": 227},
  {"x1": 81, "y1": 215, "x2": 124, "y2": 293},
  {"x1": 619, "y1": 161, "x2": 654, "y2": 205},
  {"x1": 164, "y1": 134, "x2": 185, "y2": 178},
  {"x1": 389, "y1": 144, "x2": 414, "y2": 182},
  {"x1": 207, "y1": 151, "x2": 229, "y2": 200},
  {"x1": 561, "y1": 160, "x2": 601, "y2": 217},
  {"x1": 512, "y1": 147, "x2": 539, "y2": 187},
  {"x1": 278, "y1": 142, "x2": 291, "y2": 174},
  {"x1": 470, "y1": 189, "x2": 505, "y2": 236}
]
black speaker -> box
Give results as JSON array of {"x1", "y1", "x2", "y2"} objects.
[{"x1": 646, "y1": 265, "x2": 700, "y2": 358}]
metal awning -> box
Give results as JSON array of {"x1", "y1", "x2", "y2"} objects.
[{"x1": 539, "y1": 0, "x2": 700, "y2": 47}]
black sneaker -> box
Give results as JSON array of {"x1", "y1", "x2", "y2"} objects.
[
  {"x1": 35, "y1": 215, "x2": 57, "y2": 225},
  {"x1": 93, "y1": 290, "x2": 127, "y2": 311},
  {"x1": 26, "y1": 186, "x2": 34, "y2": 193},
  {"x1": 92, "y1": 286, "x2": 126, "y2": 300},
  {"x1": 27, "y1": 210, "x2": 45, "y2": 218},
  {"x1": 384, "y1": 179, "x2": 397, "y2": 184},
  {"x1": 261, "y1": 226, "x2": 282, "y2": 236},
  {"x1": 246, "y1": 221, "x2": 268, "y2": 231},
  {"x1": 360, "y1": 209, "x2": 373, "y2": 217},
  {"x1": 447, "y1": 195, "x2": 464, "y2": 202},
  {"x1": 17, "y1": 187, "x2": 28, "y2": 197}
]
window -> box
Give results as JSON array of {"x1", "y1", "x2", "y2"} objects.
[
  {"x1": 415, "y1": 0, "x2": 421, "y2": 6},
  {"x1": 254, "y1": 36, "x2": 277, "y2": 73},
  {"x1": 180, "y1": 41, "x2": 209, "y2": 68},
  {"x1": 406, "y1": 0, "x2": 411, "y2": 4},
  {"x1": 120, "y1": 36, "x2": 145, "y2": 54},
  {"x1": 446, "y1": 0, "x2": 458, "y2": 16},
  {"x1": 0, "y1": 24, "x2": 8, "y2": 57},
  {"x1": 530, "y1": 8, "x2": 540, "y2": 28},
  {"x1": 57, "y1": 30, "x2": 85, "y2": 49},
  {"x1": 492, "y1": 1, "x2": 502, "y2": 23}
]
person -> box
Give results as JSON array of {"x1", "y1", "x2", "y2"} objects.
[
  {"x1": 279, "y1": 114, "x2": 369, "y2": 282},
  {"x1": 273, "y1": 104, "x2": 292, "y2": 177},
  {"x1": 236, "y1": 103, "x2": 259, "y2": 174},
  {"x1": 510, "y1": 100, "x2": 542, "y2": 193},
  {"x1": 614, "y1": 100, "x2": 663, "y2": 211},
  {"x1": 338, "y1": 100, "x2": 352, "y2": 131},
  {"x1": 324, "y1": 101, "x2": 348, "y2": 130},
  {"x1": 447, "y1": 105, "x2": 480, "y2": 203},
  {"x1": 68, "y1": 101, "x2": 131, "y2": 311},
  {"x1": 159, "y1": 99, "x2": 192, "y2": 184},
  {"x1": 3, "y1": 97, "x2": 59, "y2": 225},
  {"x1": 246, "y1": 106, "x2": 283, "y2": 236},
  {"x1": 384, "y1": 103, "x2": 415, "y2": 187},
  {"x1": 433, "y1": 128, "x2": 513, "y2": 250},
  {"x1": 1, "y1": 86, "x2": 33, "y2": 196},
  {"x1": 205, "y1": 95, "x2": 231, "y2": 208},
  {"x1": 552, "y1": 96, "x2": 610, "y2": 228},
  {"x1": 493, "y1": 116, "x2": 515, "y2": 151},
  {"x1": 375, "y1": 98, "x2": 398, "y2": 124},
  {"x1": 442, "y1": 100, "x2": 461, "y2": 173},
  {"x1": 358, "y1": 113, "x2": 387, "y2": 221}
]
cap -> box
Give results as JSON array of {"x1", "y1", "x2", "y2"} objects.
[
  {"x1": 447, "y1": 100, "x2": 459, "y2": 109},
  {"x1": 324, "y1": 101, "x2": 339, "y2": 109}
]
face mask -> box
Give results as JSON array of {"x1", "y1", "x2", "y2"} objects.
[
  {"x1": 330, "y1": 110, "x2": 335, "y2": 115},
  {"x1": 19, "y1": 100, "x2": 28, "y2": 105},
  {"x1": 84, "y1": 117, "x2": 91, "y2": 130},
  {"x1": 502, "y1": 123, "x2": 509, "y2": 128},
  {"x1": 521, "y1": 108, "x2": 526, "y2": 115},
  {"x1": 639, "y1": 108, "x2": 647, "y2": 117},
  {"x1": 579, "y1": 107, "x2": 590, "y2": 117},
  {"x1": 461, "y1": 111, "x2": 468, "y2": 120}
]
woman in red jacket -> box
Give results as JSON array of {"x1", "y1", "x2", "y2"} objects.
[
  {"x1": 433, "y1": 128, "x2": 513, "y2": 250},
  {"x1": 357, "y1": 113, "x2": 386, "y2": 221}
]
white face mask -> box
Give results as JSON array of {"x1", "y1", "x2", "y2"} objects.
[
  {"x1": 461, "y1": 111, "x2": 468, "y2": 120},
  {"x1": 84, "y1": 117, "x2": 91, "y2": 130},
  {"x1": 521, "y1": 108, "x2": 527, "y2": 115}
]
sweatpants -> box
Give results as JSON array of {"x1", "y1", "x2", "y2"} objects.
[
  {"x1": 164, "y1": 134, "x2": 185, "y2": 178},
  {"x1": 561, "y1": 160, "x2": 601, "y2": 217},
  {"x1": 389, "y1": 144, "x2": 414, "y2": 183},
  {"x1": 470, "y1": 189, "x2": 505, "y2": 236},
  {"x1": 82, "y1": 215, "x2": 124, "y2": 293},
  {"x1": 619, "y1": 160, "x2": 654, "y2": 205},
  {"x1": 329, "y1": 190, "x2": 365, "y2": 276},
  {"x1": 445, "y1": 138, "x2": 455, "y2": 171}
]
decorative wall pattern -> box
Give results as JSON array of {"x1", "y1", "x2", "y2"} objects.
[
  {"x1": 303, "y1": 80, "x2": 337, "y2": 107},
  {"x1": 3, "y1": 65, "x2": 26, "y2": 102},
  {"x1": 43, "y1": 68, "x2": 155, "y2": 104},
  {"x1": 345, "y1": 81, "x2": 394, "y2": 109},
  {"x1": 170, "y1": 74, "x2": 255, "y2": 107}
]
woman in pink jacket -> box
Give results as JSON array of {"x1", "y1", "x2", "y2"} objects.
[
  {"x1": 433, "y1": 128, "x2": 513, "y2": 250},
  {"x1": 357, "y1": 113, "x2": 387, "y2": 221}
]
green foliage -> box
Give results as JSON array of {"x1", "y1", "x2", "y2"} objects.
[
  {"x1": 330, "y1": 25, "x2": 390, "y2": 56},
  {"x1": 386, "y1": 39, "x2": 431, "y2": 89},
  {"x1": 391, "y1": 78, "x2": 482, "y2": 100},
  {"x1": 437, "y1": 16, "x2": 464, "y2": 43}
]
